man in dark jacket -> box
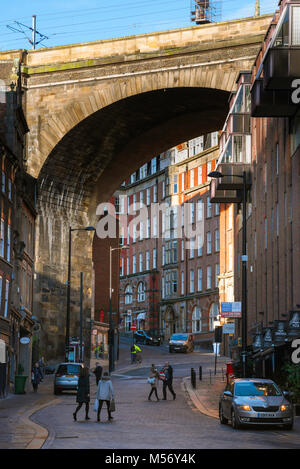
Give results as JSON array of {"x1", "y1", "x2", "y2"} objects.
[
  {"x1": 162, "y1": 362, "x2": 176, "y2": 400},
  {"x1": 93, "y1": 362, "x2": 103, "y2": 385}
]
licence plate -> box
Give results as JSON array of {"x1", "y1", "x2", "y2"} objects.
[
  {"x1": 257, "y1": 413, "x2": 277, "y2": 418},
  {"x1": 67, "y1": 375, "x2": 75, "y2": 378}
]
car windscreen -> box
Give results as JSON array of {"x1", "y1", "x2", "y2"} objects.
[
  {"x1": 57, "y1": 364, "x2": 80, "y2": 375},
  {"x1": 171, "y1": 334, "x2": 188, "y2": 341},
  {"x1": 234, "y1": 382, "x2": 282, "y2": 397}
]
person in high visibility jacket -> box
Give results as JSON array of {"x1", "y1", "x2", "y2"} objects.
[{"x1": 131, "y1": 344, "x2": 142, "y2": 363}]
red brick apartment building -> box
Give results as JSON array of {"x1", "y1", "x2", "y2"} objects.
[
  {"x1": 117, "y1": 133, "x2": 221, "y2": 347},
  {"x1": 211, "y1": 0, "x2": 300, "y2": 376}
]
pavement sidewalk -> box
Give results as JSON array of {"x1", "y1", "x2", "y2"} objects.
[{"x1": 183, "y1": 355, "x2": 230, "y2": 420}]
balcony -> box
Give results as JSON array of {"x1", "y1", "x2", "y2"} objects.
[
  {"x1": 213, "y1": 163, "x2": 251, "y2": 191},
  {"x1": 251, "y1": 78, "x2": 298, "y2": 117},
  {"x1": 210, "y1": 178, "x2": 241, "y2": 203},
  {"x1": 263, "y1": 47, "x2": 300, "y2": 90}
]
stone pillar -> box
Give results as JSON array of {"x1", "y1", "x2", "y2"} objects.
[{"x1": 33, "y1": 194, "x2": 95, "y2": 362}]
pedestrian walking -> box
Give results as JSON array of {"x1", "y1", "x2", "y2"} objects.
[
  {"x1": 93, "y1": 362, "x2": 103, "y2": 385},
  {"x1": 96, "y1": 372, "x2": 114, "y2": 422},
  {"x1": 73, "y1": 367, "x2": 90, "y2": 421},
  {"x1": 31, "y1": 362, "x2": 41, "y2": 392},
  {"x1": 38, "y1": 357, "x2": 45, "y2": 380},
  {"x1": 147, "y1": 364, "x2": 159, "y2": 401},
  {"x1": 162, "y1": 362, "x2": 176, "y2": 400}
]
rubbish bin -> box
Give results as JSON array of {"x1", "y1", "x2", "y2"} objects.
[
  {"x1": 226, "y1": 363, "x2": 234, "y2": 383},
  {"x1": 15, "y1": 375, "x2": 27, "y2": 394}
]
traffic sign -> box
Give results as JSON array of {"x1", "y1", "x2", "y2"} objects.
[{"x1": 131, "y1": 324, "x2": 137, "y2": 331}]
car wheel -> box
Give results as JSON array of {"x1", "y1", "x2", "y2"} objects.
[
  {"x1": 169, "y1": 348, "x2": 173, "y2": 353},
  {"x1": 231, "y1": 408, "x2": 240, "y2": 429},
  {"x1": 284, "y1": 421, "x2": 294, "y2": 431},
  {"x1": 54, "y1": 387, "x2": 61, "y2": 395},
  {"x1": 219, "y1": 405, "x2": 228, "y2": 425}
]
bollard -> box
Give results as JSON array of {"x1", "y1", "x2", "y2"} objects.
[
  {"x1": 199, "y1": 366, "x2": 202, "y2": 381},
  {"x1": 191, "y1": 368, "x2": 196, "y2": 389},
  {"x1": 209, "y1": 369, "x2": 212, "y2": 384}
]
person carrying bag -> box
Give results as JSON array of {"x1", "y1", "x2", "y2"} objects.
[
  {"x1": 96, "y1": 372, "x2": 115, "y2": 422},
  {"x1": 147, "y1": 364, "x2": 159, "y2": 401}
]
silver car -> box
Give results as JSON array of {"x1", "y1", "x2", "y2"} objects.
[
  {"x1": 219, "y1": 378, "x2": 294, "y2": 430},
  {"x1": 54, "y1": 362, "x2": 83, "y2": 395}
]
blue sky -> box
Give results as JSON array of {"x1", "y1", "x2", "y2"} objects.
[{"x1": 0, "y1": 0, "x2": 279, "y2": 51}]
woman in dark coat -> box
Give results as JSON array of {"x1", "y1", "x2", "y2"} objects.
[
  {"x1": 73, "y1": 367, "x2": 90, "y2": 421},
  {"x1": 31, "y1": 362, "x2": 41, "y2": 392}
]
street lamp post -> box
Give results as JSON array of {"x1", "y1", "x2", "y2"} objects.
[
  {"x1": 109, "y1": 245, "x2": 129, "y2": 373},
  {"x1": 209, "y1": 170, "x2": 248, "y2": 378},
  {"x1": 65, "y1": 226, "x2": 95, "y2": 363}
]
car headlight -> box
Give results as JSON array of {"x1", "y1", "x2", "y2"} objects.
[
  {"x1": 280, "y1": 404, "x2": 289, "y2": 412},
  {"x1": 237, "y1": 405, "x2": 251, "y2": 411}
]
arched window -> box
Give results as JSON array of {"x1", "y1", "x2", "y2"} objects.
[
  {"x1": 137, "y1": 282, "x2": 145, "y2": 302},
  {"x1": 209, "y1": 303, "x2": 219, "y2": 331},
  {"x1": 192, "y1": 306, "x2": 202, "y2": 332},
  {"x1": 125, "y1": 285, "x2": 133, "y2": 305}
]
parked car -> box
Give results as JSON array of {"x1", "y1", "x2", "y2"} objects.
[
  {"x1": 54, "y1": 362, "x2": 83, "y2": 395},
  {"x1": 134, "y1": 330, "x2": 161, "y2": 346},
  {"x1": 219, "y1": 378, "x2": 294, "y2": 430},
  {"x1": 169, "y1": 333, "x2": 194, "y2": 353}
]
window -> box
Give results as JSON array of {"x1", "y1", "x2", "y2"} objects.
[
  {"x1": 197, "y1": 234, "x2": 203, "y2": 256},
  {"x1": 139, "y1": 221, "x2": 143, "y2": 240},
  {"x1": 172, "y1": 271, "x2": 177, "y2": 294},
  {"x1": 207, "y1": 197, "x2": 212, "y2": 218},
  {"x1": 181, "y1": 271, "x2": 185, "y2": 295},
  {"x1": 138, "y1": 282, "x2": 145, "y2": 302},
  {"x1": 198, "y1": 166, "x2": 203, "y2": 185},
  {"x1": 146, "y1": 251, "x2": 150, "y2": 271},
  {"x1": 215, "y1": 229, "x2": 220, "y2": 252},
  {"x1": 140, "y1": 191, "x2": 144, "y2": 208},
  {"x1": 146, "y1": 188, "x2": 151, "y2": 206},
  {"x1": 139, "y1": 252, "x2": 143, "y2": 272},
  {"x1": 190, "y1": 202, "x2": 195, "y2": 224},
  {"x1": 190, "y1": 270, "x2": 195, "y2": 293},
  {"x1": 0, "y1": 218, "x2": 4, "y2": 257},
  {"x1": 181, "y1": 240, "x2": 185, "y2": 261},
  {"x1": 207, "y1": 161, "x2": 212, "y2": 176},
  {"x1": 151, "y1": 157, "x2": 157, "y2": 174},
  {"x1": 215, "y1": 264, "x2": 220, "y2": 288},
  {"x1": 126, "y1": 257, "x2": 130, "y2": 275},
  {"x1": 125, "y1": 285, "x2": 133, "y2": 304},
  {"x1": 192, "y1": 306, "x2": 202, "y2": 332},
  {"x1": 153, "y1": 185, "x2": 157, "y2": 203},
  {"x1": 162, "y1": 277, "x2": 165, "y2": 299},
  {"x1": 162, "y1": 245, "x2": 166, "y2": 265},
  {"x1": 133, "y1": 224, "x2": 137, "y2": 243},
  {"x1": 120, "y1": 258, "x2": 124, "y2": 276},
  {"x1": 7, "y1": 224, "x2": 11, "y2": 262},
  {"x1": 133, "y1": 255, "x2": 136, "y2": 274},
  {"x1": 153, "y1": 248, "x2": 157, "y2": 269},
  {"x1": 173, "y1": 175, "x2": 178, "y2": 194},
  {"x1": 8, "y1": 179, "x2": 12, "y2": 201},
  {"x1": 4, "y1": 279, "x2": 9, "y2": 318},
  {"x1": 197, "y1": 268, "x2": 203, "y2": 291},
  {"x1": 146, "y1": 218, "x2": 150, "y2": 238},
  {"x1": 181, "y1": 204, "x2": 185, "y2": 226},
  {"x1": 162, "y1": 181, "x2": 166, "y2": 199},
  {"x1": 207, "y1": 266, "x2": 212, "y2": 289},
  {"x1": 133, "y1": 194, "x2": 137, "y2": 212},
  {"x1": 190, "y1": 169, "x2": 194, "y2": 188},
  {"x1": 153, "y1": 215, "x2": 158, "y2": 237},
  {"x1": 215, "y1": 203, "x2": 220, "y2": 216},
  {"x1": 189, "y1": 238, "x2": 195, "y2": 258},
  {"x1": 197, "y1": 200, "x2": 203, "y2": 221},
  {"x1": 209, "y1": 303, "x2": 219, "y2": 331},
  {"x1": 207, "y1": 232, "x2": 212, "y2": 254}
]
